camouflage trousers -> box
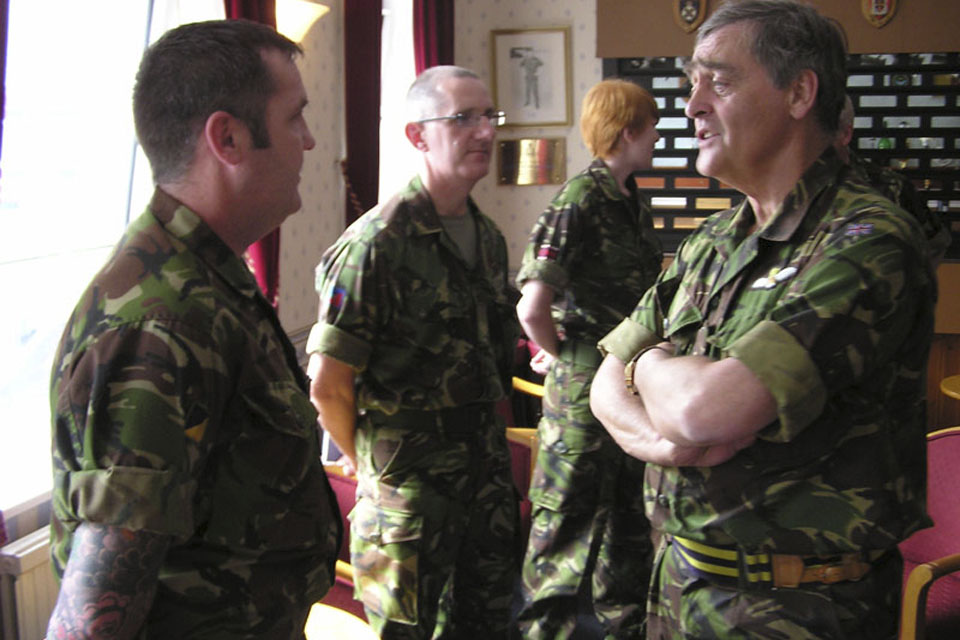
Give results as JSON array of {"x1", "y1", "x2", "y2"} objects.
[
  {"x1": 350, "y1": 410, "x2": 520, "y2": 639},
  {"x1": 518, "y1": 354, "x2": 653, "y2": 639},
  {"x1": 647, "y1": 536, "x2": 903, "y2": 639}
]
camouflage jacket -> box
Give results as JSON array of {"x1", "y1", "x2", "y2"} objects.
[
  {"x1": 308, "y1": 176, "x2": 520, "y2": 413},
  {"x1": 50, "y1": 189, "x2": 342, "y2": 637},
  {"x1": 516, "y1": 158, "x2": 663, "y2": 345},
  {"x1": 599, "y1": 149, "x2": 936, "y2": 556},
  {"x1": 848, "y1": 151, "x2": 951, "y2": 267}
]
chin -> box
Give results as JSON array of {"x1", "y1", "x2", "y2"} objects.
[{"x1": 695, "y1": 156, "x2": 724, "y2": 181}]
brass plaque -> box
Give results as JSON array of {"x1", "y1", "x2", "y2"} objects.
[{"x1": 497, "y1": 138, "x2": 566, "y2": 186}]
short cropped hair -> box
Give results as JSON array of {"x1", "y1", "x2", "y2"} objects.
[
  {"x1": 697, "y1": 0, "x2": 847, "y2": 134},
  {"x1": 580, "y1": 79, "x2": 659, "y2": 158},
  {"x1": 133, "y1": 19, "x2": 302, "y2": 184},
  {"x1": 838, "y1": 93, "x2": 855, "y2": 133},
  {"x1": 406, "y1": 65, "x2": 481, "y2": 121}
]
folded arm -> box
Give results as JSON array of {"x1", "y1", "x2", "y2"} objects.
[
  {"x1": 631, "y1": 344, "x2": 777, "y2": 447},
  {"x1": 590, "y1": 351, "x2": 761, "y2": 466}
]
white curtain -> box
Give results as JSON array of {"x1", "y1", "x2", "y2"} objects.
[{"x1": 378, "y1": 0, "x2": 419, "y2": 200}]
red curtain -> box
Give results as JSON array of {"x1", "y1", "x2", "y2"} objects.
[
  {"x1": 224, "y1": 0, "x2": 276, "y2": 28},
  {"x1": 413, "y1": 0, "x2": 454, "y2": 75},
  {"x1": 223, "y1": 0, "x2": 281, "y2": 308},
  {"x1": 343, "y1": 0, "x2": 382, "y2": 223}
]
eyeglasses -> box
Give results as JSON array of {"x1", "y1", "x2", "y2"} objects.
[{"x1": 416, "y1": 109, "x2": 506, "y2": 129}]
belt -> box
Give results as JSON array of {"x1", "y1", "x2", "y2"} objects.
[
  {"x1": 363, "y1": 403, "x2": 497, "y2": 436},
  {"x1": 558, "y1": 339, "x2": 602, "y2": 367},
  {"x1": 670, "y1": 535, "x2": 884, "y2": 589}
]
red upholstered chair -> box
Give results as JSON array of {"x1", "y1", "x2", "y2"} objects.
[{"x1": 899, "y1": 426, "x2": 960, "y2": 640}]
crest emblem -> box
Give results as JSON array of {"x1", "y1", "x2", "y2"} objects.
[
  {"x1": 674, "y1": 0, "x2": 707, "y2": 34},
  {"x1": 861, "y1": 0, "x2": 898, "y2": 28}
]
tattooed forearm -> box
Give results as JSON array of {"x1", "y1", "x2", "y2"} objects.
[{"x1": 47, "y1": 522, "x2": 171, "y2": 640}]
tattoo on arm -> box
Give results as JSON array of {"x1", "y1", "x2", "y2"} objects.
[{"x1": 47, "y1": 522, "x2": 171, "y2": 640}]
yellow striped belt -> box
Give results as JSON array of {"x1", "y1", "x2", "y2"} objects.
[{"x1": 670, "y1": 535, "x2": 884, "y2": 589}]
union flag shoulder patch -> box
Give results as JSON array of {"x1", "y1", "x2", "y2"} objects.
[
  {"x1": 845, "y1": 222, "x2": 875, "y2": 237},
  {"x1": 537, "y1": 246, "x2": 558, "y2": 260},
  {"x1": 329, "y1": 286, "x2": 347, "y2": 310}
]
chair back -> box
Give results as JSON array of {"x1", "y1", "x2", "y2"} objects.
[{"x1": 899, "y1": 426, "x2": 960, "y2": 638}]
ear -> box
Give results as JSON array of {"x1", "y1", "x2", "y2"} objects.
[
  {"x1": 203, "y1": 110, "x2": 247, "y2": 166},
  {"x1": 405, "y1": 122, "x2": 428, "y2": 151},
  {"x1": 787, "y1": 69, "x2": 819, "y2": 121}
]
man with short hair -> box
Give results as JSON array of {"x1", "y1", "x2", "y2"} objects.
[
  {"x1": 591, "y1": 2, "x2": 936, "y2": 638},
  {"x1": 47, "y1": 20, "x2": 341, "y2": 639},
  {"x1": 307, "y1": 66, "x2": 520, "y2": 639},
  {"x1": 835, "y1": 94, "x2": 951, "y2": 269}
]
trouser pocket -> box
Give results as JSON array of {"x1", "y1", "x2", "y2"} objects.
[{"x1": 349, "y1": 497, "x2": 424, "y2": 624}]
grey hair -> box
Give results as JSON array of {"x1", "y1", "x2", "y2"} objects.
[
  {"x1": 697, "y1": 0, "x2": 847, "y2": 133},
  {"x1": 406, "y1": 65, "x2": 481, "y2": 121}
]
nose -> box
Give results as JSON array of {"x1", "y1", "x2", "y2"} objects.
[
  {"x1": 475, "y1": 118, "x2": 496, "y2": 139},
  {"x1": 303, "y1": 123, "x2": 316, "y2": 151},
  {"x1": 684, "y1": 84, "x2": 707, "y2": 120}
]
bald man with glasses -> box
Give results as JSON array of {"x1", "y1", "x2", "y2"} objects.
[{"x1": 306, "y1": 65, "x2": 521, "y2": 639}]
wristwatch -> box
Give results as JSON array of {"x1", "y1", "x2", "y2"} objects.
[{"x1": 623, "y1": 345, "x2": 670, "y2": 396}]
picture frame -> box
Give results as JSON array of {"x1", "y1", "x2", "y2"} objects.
[{"x1": 490, "y1": 27, "x2": 572, "y2": 127}]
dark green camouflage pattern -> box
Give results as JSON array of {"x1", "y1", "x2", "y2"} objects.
[
  {"x1": 309, "y1": 177, "x2": 520, "y2": 637},
  {"x1": 309, "y1": 175, "x2": 519, "y2": 412},
  {"x1": 519, "y1": 356, "x2": 653, "y2": 639},
  {"x1": 645, "y1": 537, "x2": 902, "y2": 639},
  {"x1": 516, "y1": 159, "x2": 661, "y2": 638},
  {"x1": 600, "y1": 148, "x2": 935, "y2": 558},
  {"x1": 848, "y1": 151, "x2": 951, "y2": 267},
  {"x1": 350, "y1": 417, "x2": 518, "y2": 638},
  {"x1": 49, "y1": 189, "x2": 342, "y2": 639},
  {"x1": 516, "y1": 158, "x2": 663, "y2": 344}
]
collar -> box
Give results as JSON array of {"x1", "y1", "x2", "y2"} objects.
[
  {"x1": 148, "y1": 188, "x2": 263, "y2": 300},
  {"x1": 588, "y1": 157, "x2": 634, "y2": 202},
  {"x1": 401, "y1": 175, "x2": 483, "y2": 237},
  {"x1": 744, "y1": 146, "x2": 847, "y2": 243}
]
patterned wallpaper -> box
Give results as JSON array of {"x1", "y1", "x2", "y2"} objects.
[
  {"x1": 278, "y1": 0, "x2": 347, "y2": 335},
  {"x1": 278, "y1": 0, "x2": 603, "y2": 337},
  {"x1": 455, "y1": 0, "x2": 603, "y2": 273}
]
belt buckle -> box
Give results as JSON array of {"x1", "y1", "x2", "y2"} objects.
[{"x1": 771, "y1": 554, "x2": 804, "y2": 588}]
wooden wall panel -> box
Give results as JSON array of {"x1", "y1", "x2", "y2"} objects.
[
  {"x1": 597, "y1": 0, "x2": 960, "y2": 58},
  {"x1": 928, "y1": 334, "x2": 960, "y2": 431}
]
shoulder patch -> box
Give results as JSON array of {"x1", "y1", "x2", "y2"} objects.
[
  {"x1": 845, "y1": 222, "x2": 875, "y2": 237},
  {"x1": 329, "y1": 286, "x2": 347, "y2": 310}
]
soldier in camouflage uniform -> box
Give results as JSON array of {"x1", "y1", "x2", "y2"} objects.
[
  {"x1": 514, "y1": 79, "x2": 663, "y2": 639},
  {"x1": 46, "y1": 21, "x2": 342, "y2": 639},
  {"x1": 590, "y1": 3, "x2": 936, "y2": 639},
  {"x1": 306, "y1": 66, "x2": 520, "y2": 639},
  {"x1": 835, "y1": 94, "x2": 952, "y2": 269}
]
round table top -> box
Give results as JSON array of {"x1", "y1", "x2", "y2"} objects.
[
  {"x1": 941, "y1": 374, "x2": 960, "y2": 401},
  {"x1": 304, "y1": 603, "x2": 378, "y2": 640}
]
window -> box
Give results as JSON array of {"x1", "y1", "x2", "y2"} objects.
[
  {"x1": 378, "y1": 0, "x2": 418, "y2": 199},
  {"x1": 0, "y1": 0, "x2": 223, "y2": 513}
]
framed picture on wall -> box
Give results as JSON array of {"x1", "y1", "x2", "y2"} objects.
[{"x1": 491, "y1": 27, "x2": 572, "y2": 127}]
